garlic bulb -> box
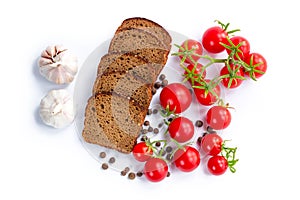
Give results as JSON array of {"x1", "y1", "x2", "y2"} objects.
[
  {"x1": 38, "y1": 45, "x2": 78, "y2": 84},
  {"x1": 40, "y1": 89, "x2": 75, "y2": 128}
]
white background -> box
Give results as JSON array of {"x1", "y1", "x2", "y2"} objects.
[{"x1": 1, "y1": 0, "x2": 299, "y2": 199}]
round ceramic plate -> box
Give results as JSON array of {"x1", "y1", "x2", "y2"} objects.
[{"x1": 74, "y1": 30, "x2": 226, "y2": 174}]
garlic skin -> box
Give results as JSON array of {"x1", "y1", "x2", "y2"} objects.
[
  {"x1": 38, "y1": 45, "x2": 78, "y2": 84},
  {"x1": 40, "y1": 89, "x2": 75, "y2": 128}
]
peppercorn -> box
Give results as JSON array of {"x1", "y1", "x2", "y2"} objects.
[
  {"x1": 161, "y1": 79, "x2": 168, "y2": 87},
  {"x1": 195, "y1": 120, "x2": 203, "y2": 128},
  {"x1": 148, "y1": 126, "x2": 153, "y2": 132},
  {"x1": 128, "y1": 172, "x2": 136, "y2": 180},
  {"x1": 154, "y1": 82, "x2": 161, "y2": 89},
  {"x1": 109, "y1": 157, "x2": 115, "y2": 164},
  {"x1": 144, "y1": 120, "x2": 150, "y2": 126},
  {"x1": 153, "y1": 128, "x2": 159, "y2": 134},
  {"x1": 99, "y1": 152, "x2": 106, "y2": 158},
  {"x1": 136, "y1": 171, "x2": 143, "y2": 177},
  {"x1": 166, "y1": 146, "x2": 173, "y2": 153},
  {"x1": 101, "y1": 163, "x2": 108, "y2": 170},
  {"x1": 147, "y1": 109, "x2": 152, "y2": 115},
  {"x1": 159, "y1": 74, "x2": 166, "y2": 81}
]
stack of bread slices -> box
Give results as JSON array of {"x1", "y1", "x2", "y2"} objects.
[{"x1": 82, "y1": 18, "x2": 172, "y2": 153}]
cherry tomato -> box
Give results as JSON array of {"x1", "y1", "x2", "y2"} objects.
[
  {"x1": 200, "y1": 133, "x2": 223, "y2": 156},
  {"x1": 144, "y1": 158, "x2": 168, "y2": 182},
  {"x1": 207, "y1": 155, "x2": 228, "y2": 175},
  {"x1": 202, "y1": 26, "x2": 228, "y2": 53},
  {"x1": 225, "y1": 36, "x2": 250, "y2": 60},
  {"x1": 168, "y1": 117, "x2": 194, "y2": 143},
  {"x1": 244, "y1": 53, "x2": 267, "y2": 79},
  {"x1": 174, "y1": 146, "x2": 200, "y2": 172},
  {"x1": 160, "y1": 83, "x2": 192, "y2": 114},
  {"x1": 132, "y1": 142, "x2": 153, "y2": 162},
  {"x1": 206, "y1": 106, "x2": 231, "y2": 130},
  {"x1": 193, "y1": 80, "x2": 221, "y2": 106},
  {"x1": 178, "y1": 39, "x2": 203, "y2": 64},
  {"x1": 220, "y1": 64, "x2": 245, "y2": 89},
  {"x1": 184, "y1": 63, "x2": 206, "y2": 84}
]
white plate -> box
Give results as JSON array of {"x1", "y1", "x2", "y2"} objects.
[{"x1": 74, "y1": 30, "x2": 226, "y2": 174}]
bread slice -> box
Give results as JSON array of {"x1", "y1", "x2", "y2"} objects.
[
  {"x1": 108, "y1": 28, "x2": 169, "y2": 62},
  {"x1": 97, "y1": 52, "x2": 156, "y2": 83},
  {"x1": 82, "y1": 93, "x2": 147, "y2": 154},
  {"x1": 92, "y1": 71, "x2": 152, "y2": 110},
  {"x1": 115, "y1": 17, "x2": 172, "y2": 50}
]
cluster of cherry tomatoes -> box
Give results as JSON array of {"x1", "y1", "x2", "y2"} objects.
[{"x1": 131, "y1": 21, "x2": 267, "y2": 182}]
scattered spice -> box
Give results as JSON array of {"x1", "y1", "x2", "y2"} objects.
[
  {"x1": 140, "y1": 136, "x2": 148, "y2": 142},
  {"x1": 166, "y1": 146, "x2": 173, "y2": 153},
  {"x1": 166, "y1": 153, "x2": 172, "y2": 161},
  {"x1": 109, "y1": 157, "x2": 116, "y2": 164},
  {"x1": 154, "y1": 82, "x2": 161, "y2": 89},
  {"x1": 99, "y1": 152, "x2": 106, "y2": 158},
  {"x1": 207, "y1": 126, "x2": 214, "y2": 133},
  {"x1": 167, "y1": 171, "x2": 171, "y2": 177},
  {"x1": 124, "y1": 167, "x2": 130, "y2": 173},
  {"x1": 142, "y1": 129, "x2": 148, "y2": 134},
  {"x1": 128, "y1": 172, "x2": 136, "y2": 180},
  {"x1": 153, "y1": 128, "x2": 159, "y2": 134},
  {"x1": 101, "y1": 163, "x2": 108, "y2": 170},
  {"x1": 144, "y1": 120, "x2": 150, "y2": 126},
  {"x1": 148, "y1": 126, "x2": 153, "y2": 132},
  {"x1": 159, "y1": 74, "x2": 166, "y2": 81},
  {"x1": 136, "y1": 171, "x2": 143, "y2": 177},
  {"x1": 197, "y1": 136, "x2": 202, "y2": 145},
  {"x1": 195, "y1": 120, "x2": 203, "y2": 128},
  {"x1": 155, "y1": 141, "x2": 161, "y2": 147},
  {"x1": 158, "y1": 122, "x2": 164, "y2": 128},
  {"x1": 121, "y1": 170, "x2": 127, "y2": 176},
  {"x1": 147, "y1": 109, "x2": 152, "y2": 115},
  {"x1": 153, "y1": 109, "x2": 158, "y2": 114},
  {"x1": 161, "y1": 79, "x2": 168, "y2": 87}
]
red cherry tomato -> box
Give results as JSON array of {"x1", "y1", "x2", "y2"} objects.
[
  {"x1": 174, "y1": 146, "x2": 200, "y2": 172},
  {"x1": 200, "y1": 133, "x2": 223, "y2": 156},
  {"x1": 178, "y1": 39, "x2": 203, "y2": 64},
  {"x1": 206, "y1": 106, "x2": 231, "y2": 130},
  {"x1": 168, "y1": 117, "x2": 194, "y2": 143},
  {"x1": 184, "y1": 63, "x2": 206, "y2": 84},
  {"x1": 244, "y1": 53, "x2": 267, "y2": 79},
  {"x1": 220, "y1": 64, "x2": 245, "y2": 89},
  {"x1": 193, "y1": 80, "x2": 221, "y2": 106},
  {"x1": 202, "y1": 26, "x2": 228, "y2": 53},
  {"x1": 144, "y1": 158, "x2": 168, "y2": 182},
  {"x1": 207, "y1": 155, "x2": 228, "y2": 175},
  {"x1": 225, "y1": 36, "x2": 250, "y2": 60},
  {"x1": 132, "y1": 142, "x2": 153, "y2": 162},
  {"x1": 160, "y1": 83, "x2": 192, "y2": 114}
]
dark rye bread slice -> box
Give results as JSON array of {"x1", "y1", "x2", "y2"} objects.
[
  {"x1": 97, "y1": 52, "x2": 155, "y2": 83},
  {"x1": 108, "y1": 28, "x2": 170, "y2": 68},
  {"x1": 115, "y1": 17, "x2": 172, "y2": 50},
  {"x1": 92, "y1": 71, "x2": 152, "y2": 110},
  {"x1": 82, "y1": 93, "x2": 147, "y2": 154}
]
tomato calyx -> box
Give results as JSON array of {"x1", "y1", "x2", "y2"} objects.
[
  {"x1": 221, "y1": 140, "x2": 239, "y2": 173},
  {"x1": 215, "y1": 20, "x2": 240, "y2": 35},
  {"x1": 219, "y1": 61, "x2": 246, "y2": 89},
  {"x1": 172, "y1": 43, "x2": 202, "y2": 65},
  {"x1": 181, "y1": 63, "x2": 206, "y2": 86},
  {"x1": 193, "y1": 78, "x2": 220, "y2": 99},
  {"x1": 243, "y1": 54, "x2": 265, "y2": 81}
]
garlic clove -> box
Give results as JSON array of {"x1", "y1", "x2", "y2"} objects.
[
  {"x1": 38, "y1": 45, "x2": 78, "y2": 84},
  {"x1": 39, "y1": 89, "x2": 75, "y2": 128}
]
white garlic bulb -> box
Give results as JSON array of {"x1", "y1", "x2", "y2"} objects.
[
  {"x1": 40, "y1": 89, "x2": 75, "y2": 128},
  {"x1": 38, "y1": 45, "x2": 78, "y2": 84}
]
